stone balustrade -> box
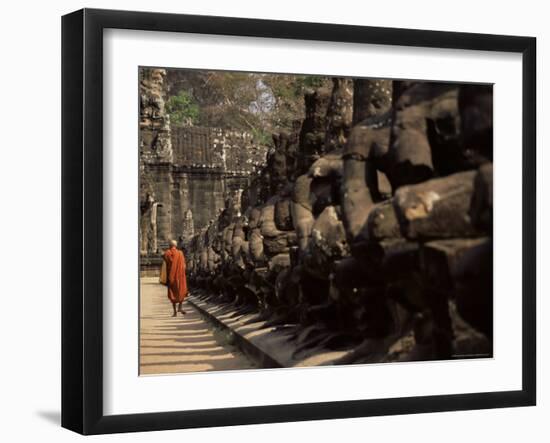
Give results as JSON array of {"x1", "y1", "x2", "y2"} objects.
[{"x1": 183, "y1": 77, "x2": 493, "y2": 364}]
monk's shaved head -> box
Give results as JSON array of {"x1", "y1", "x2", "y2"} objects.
[{"x1": 170, "y1": 240, "x2": 178, "y2": 247}]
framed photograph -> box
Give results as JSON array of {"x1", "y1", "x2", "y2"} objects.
[{"x1": 62, "y1": 8, "x2": 536, "y2": 435}]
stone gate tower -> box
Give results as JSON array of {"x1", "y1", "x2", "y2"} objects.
[{"x1": 139, "y1": 68, "x2": 268, "y2": 273}]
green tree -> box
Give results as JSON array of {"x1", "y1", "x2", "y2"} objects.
[
  {"x1": 164, "y1": 69, "x2": 331, "y2": 141},
  {"x1": 260, "y1": 74, "x2": 329, "y2": 131},
  {"x1": 165, "y1": 90, "x2": 200, "y2": 126}
]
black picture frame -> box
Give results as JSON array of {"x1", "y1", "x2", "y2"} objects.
[{"x1": 61, "y1": 8, "x2": 536, "y2": 435}]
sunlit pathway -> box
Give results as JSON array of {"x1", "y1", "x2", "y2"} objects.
[{"x1": 139, "y1": 277, "x2": 256, "y2": 375}]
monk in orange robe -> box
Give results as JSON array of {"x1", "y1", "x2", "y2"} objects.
[{"x1": 163, "y1": 240, "x2": 188, "y2": 316}]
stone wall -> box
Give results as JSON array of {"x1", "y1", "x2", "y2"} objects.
[
  {"x1": 139, "y1": 68, "x2": 173, "y2": 256},
  {"x1": 185, "y1": 78, "x2": 494, "y2": 365},
  {"x1": 139, "y1": 68, "x2": 268, "y2": 259},
  {"x1": 171, "y1": 126, "x2": 266, "y2": 172}
]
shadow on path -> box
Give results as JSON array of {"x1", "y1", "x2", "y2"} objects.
[{"x1": 140, "y1": 279, "x2": 256, "y2": 375}]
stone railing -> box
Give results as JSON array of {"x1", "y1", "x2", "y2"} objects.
[{"x1": 184, "y1": 78, "x2": 493, "y2": 364}]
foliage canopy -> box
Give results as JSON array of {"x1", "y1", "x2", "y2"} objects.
[
  {"x1": 165, "y1": 90, "x2": 200, "y2": 126},
  {"x1": 164, "y1": 70, "x2": 331, "y2": 145}
]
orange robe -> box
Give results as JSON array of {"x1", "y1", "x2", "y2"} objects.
[{"x1": 163, "y1": 247, "x2": 188, "y2": 303}]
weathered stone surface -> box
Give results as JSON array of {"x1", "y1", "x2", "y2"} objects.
[
  {"x1": 260, "y1": 197, "x2": 286, "y2": 238},
  {"x1": 420, "y1": 238, "x2": 490, "y2": 291},
  {"x1": 231, "y1": 217, "x2": 247, "y2": 264},
  {"x1": 459, "y1": 84, "x2": 493, "y2": 165},
  {"x1": 274, "y1": 197, "x2": 294, "y2": 231},
  {"x1": 298, "y1": 86, "x2": 331, "y2": 173},
  {"x1": 183, "y1": 77, "x2": 493, "y2": 366},
  {"x1": 333, "y1": 256, "x2": 368, "y2": 289},
  {"x1": 291, "y1": 175, "x2": 315, "y2": 252},
  {"x1": 308, "y1": 152, "x2": 344, "y2": 179},
  {"x1": 310, "y1": 176, "x2": 338, "y2": 216},
  {"x1": 263, "y1": 232, "x2": 297, "y2": 257},
  {"x1": 139, "y1": 68, "x2": 173, "y2": 161},
  {"x1": 341, "y1": 120, "x2": 391, "y2": 239},
  {"x1": 387, "y1": 82, "x2": 460, "y2": 190},
  {"x1": 353, "y1": 239, "x2": 420, "y2": 279},
  {"x1": 139, "y1": 68, "x2": 173, "y2": 253},
  {"x1": 249, "y1": 228, "x2": 265, "y2": 264},
  {"x1": 223, "y1": 223, "x2": 235, "y2": 254},
  {"x1": 267, "y1": 134, "x2": 289, "y2": 194},
  {"x1": 363, "y1": 199, "x2": 401, "y2": 241},
  {"x1": 352, "y1": 79, "x2": 393, "y2": 125},
  {"x1": 310, "y1": 205, "x2": 349, "y2": 260},
  {"x1": 171, "y1": 127, "x2": 267, "y2": 173},
  {"x1": 469, "y1": 162, "x2": 493, "y2": 232},
  {"x1": 324, "y1": 78, "x2": 354, "y2": 153},
  {"x1": 268, "y1": 253, "x2": 291, "y2": 272},
  {"x1": 299, "y1": 206, "x2": 348, "y2": 282},
  {"x1": 452, "y1": 238, "x2": 493, "y2": 337},
  {"x1": 207, "y1": 245, "x2": 219, "y2": 271},
  {"x1": 139, "y1": 67, "x2": 268, "y2": 258},
  {"x1": 450, "y1": 301, "x2": 492, "y2": 358},
  {"x1": 141, "y1": 129, "x2": 266, "y2": 256},
  {"x1": 248, "y1": 207, "x2": 261, "y2": 229},
  {"x1": 377, "y1": 171, "x2": 392, "y2": 200},
  {"x1": 393, "y1": 170, "x2": 478, "y2": 239},
  {"x1": 419, "y1": 237, "x2": 492, "y2": 354}
]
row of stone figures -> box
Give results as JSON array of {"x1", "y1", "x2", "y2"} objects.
[{"x1": 185, "y1": 77, "x2": 493, "y2": 363}]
